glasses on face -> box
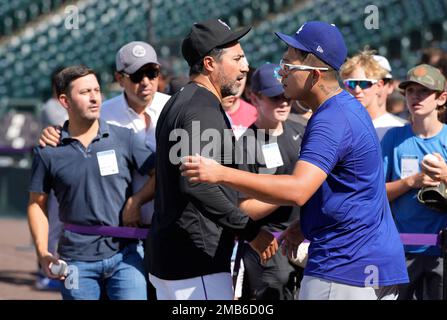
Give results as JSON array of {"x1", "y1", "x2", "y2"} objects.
[
  {"x1": 122, "y1": 68, "x2": 160, "y2": 83},
  {"x1": 343, "y1": 79, "x2": 378, "y2": 90},
  {"x1": 279, "y1": 59, "x2": 329, "y2": 74}
]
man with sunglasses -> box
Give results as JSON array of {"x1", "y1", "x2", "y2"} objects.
[
  {"x1": 39, "y1": 42, "x2": 170, "y2": 229},
  {"x1": 236, "y1": 63, "x2": 305, "y2": 300},
  {"x1": 181, "y1": 21, "x2": 409, "y2": 299},
  {"x1": 102, "y1": 42, "x2": 170, "y2": 228},
  {"x1": 340, "y1": 50, "x2": 406, "y2": 140},
  {"x1": 37, "y1": 42, "x2": 169, "y2": 299}
]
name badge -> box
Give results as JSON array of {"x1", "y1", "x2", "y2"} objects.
[
  {"x1": 97, "y1": 150, "x2": 119, "y2": 176},
  {"x1": 262, "y1": 143, "x2": 283, "y2": 169},
  {"x1": 401, "y1": 155, "x2": 419, "y2": 179}
]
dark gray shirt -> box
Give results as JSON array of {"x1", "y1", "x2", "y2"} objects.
[{"x1": 29, "y1": 119, "x2": 154, "y2": 261}]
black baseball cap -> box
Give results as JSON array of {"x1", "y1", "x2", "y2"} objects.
[{"x1": 182, "y1": 19, "x2": 251, "y2": 67}]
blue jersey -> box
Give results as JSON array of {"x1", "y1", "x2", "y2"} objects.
[
  {"x1": 299, "y1": 91, "x2": 408, "y2": 287},
  {"x1": 381, "y1": 124, "x2": 447, "y2": 255}
]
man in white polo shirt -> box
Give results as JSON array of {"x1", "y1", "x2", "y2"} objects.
[{"x1": 102, "y1": 41, "x2": 170, "y2": 227}]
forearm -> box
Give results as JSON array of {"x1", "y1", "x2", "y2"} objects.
[
  {"x1": 386, "y1": 179, "x2": 412, "y2": 202},
  {"x1": 27, "y1": 203, "x2": 49, "y2": 258},
  {"x1": 219, "y1": 167, "x2": 304, "y2": 206},
  {"x1": 133, "y1": 177, "x2": 155, "y2": 205},
  {"x1": 239, "y1": 198, "x2": 279, "y2": 220}
]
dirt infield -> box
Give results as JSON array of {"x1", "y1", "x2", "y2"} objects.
[{"x1": 0, "y1": 218, "x2": 60, "y2": 300}]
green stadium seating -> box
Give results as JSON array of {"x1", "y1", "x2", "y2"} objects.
[
  {"x1": 0, "y1": 0, "x2": 71, "y2": 36},
  {"x1": 0, "y1": 0, "x2": 151, "y2": 100},
  {"x1": 0, "y1": 0, "x2": 446, "y2": 102}
]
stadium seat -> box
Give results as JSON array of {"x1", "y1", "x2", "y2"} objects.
[{"x1": 0, "y1": 0, "x2": 446, "y2": 103}]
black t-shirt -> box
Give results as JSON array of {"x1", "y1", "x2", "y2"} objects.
[
  {"x1": 147, "y1": 83, "x2": 259, "y2": 280},
  {"x1": 237, "y1": 120, "x2": 305, "y2": 232}
]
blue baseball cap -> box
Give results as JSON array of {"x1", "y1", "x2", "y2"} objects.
[
  {"x1": 250, "y1": 63, "x2": 284, "y2": 97},
  {"x1": 275, "y1": 21, "x2": 347, "y2": 71}
]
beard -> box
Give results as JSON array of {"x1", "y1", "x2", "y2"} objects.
[
  {"x1": 220, "y1": 81, "x2": 239, "y2": 98},
  {"x1": 218, "y1": 72, "x2": 245, "y2": 98}
]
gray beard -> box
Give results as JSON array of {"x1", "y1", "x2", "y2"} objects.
[{"x1": 220, "y1": 81, "x2": 239, "y2": 98}]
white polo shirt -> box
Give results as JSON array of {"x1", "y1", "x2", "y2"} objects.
[
  {"x1": 101, "y1": 91, "x2": 171, "y2": 224},
  {"x1": 372, "y1": 112, "x2": 407, "y2": 141}
]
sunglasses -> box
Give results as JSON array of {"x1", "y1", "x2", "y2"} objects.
[
  {"x1": 279, "y1": 59, "x2": 329, "y2": 73},
  {"x1": 122, "y1": 68, "x2": 160, "y2": 83},
  {"x1": 343, "y1": 79, "x2": 378, "y2": 90}
]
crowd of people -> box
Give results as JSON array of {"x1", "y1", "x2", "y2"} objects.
[{"x1": 27, "y1": 17, "x2": 447, "y2": 300}]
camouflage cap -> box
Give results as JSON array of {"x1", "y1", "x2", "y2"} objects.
[{"x1": 399, "y1": 64, "x2": 445, "y2": 92}]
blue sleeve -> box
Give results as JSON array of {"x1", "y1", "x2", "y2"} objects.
[
  {"x1": 129, "y1": 130, "x2": 155, "y2": 175},
  {"x1": 299, "y1": 113, "x2": 348, "y2": 174},
  {"x1": 380, "y1": 130, "x2": 395, "y2": 182},
  {"x1": 29, "y1": 147, "x2": 52, "y2": 194}
]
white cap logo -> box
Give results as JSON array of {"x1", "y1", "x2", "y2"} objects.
[
  {"x1": 316, "y1": 45, "x2": 324, "y2": 53},
  {"x1": 296, "y1": 23, "x2": 305, "y2": 35},
  {"x1": 218, "y1": 19, "x2": 231, "y2": 30},
  {"x1": 132, "y1": 45, "x2": 146, "y2": 58}
]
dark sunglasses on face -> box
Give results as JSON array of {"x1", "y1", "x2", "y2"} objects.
[
  {"x1": 123, "y1": 68, "x2": 160, "y2": 83},
  {"x1": 343, "y1": 79, "x2": 378, "y2": 90}
]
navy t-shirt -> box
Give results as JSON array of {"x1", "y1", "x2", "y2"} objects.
[
  {"x1": 299, "y1": 90, "x2": 408, "y2": 287},
  {"x1": 29, "y1": 119, "x2": 154, "y2": 261}
]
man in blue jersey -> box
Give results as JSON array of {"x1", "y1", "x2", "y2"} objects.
[{"x1": 181, "y1": 21, "x2": 409, "y2": 299}]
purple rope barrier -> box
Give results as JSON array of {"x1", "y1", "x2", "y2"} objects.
[{"x1": 65, "y1": 224, "x2": 440, "y2": 247}]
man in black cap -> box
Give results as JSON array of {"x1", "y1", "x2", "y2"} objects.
[
  {"x1": 146, "y1": 19, "x2": 277, "y2": 300},
  {"x1": 181, "y1": 21, "x2": 409, "y2": 300}
]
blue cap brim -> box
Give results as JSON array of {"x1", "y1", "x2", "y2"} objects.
[
  {"x1": 275, "y1": 32, "x2": 309, "y2": 52},
  {"x1": 260, "y1": 85, "x2": 284, "y2": 97}
]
